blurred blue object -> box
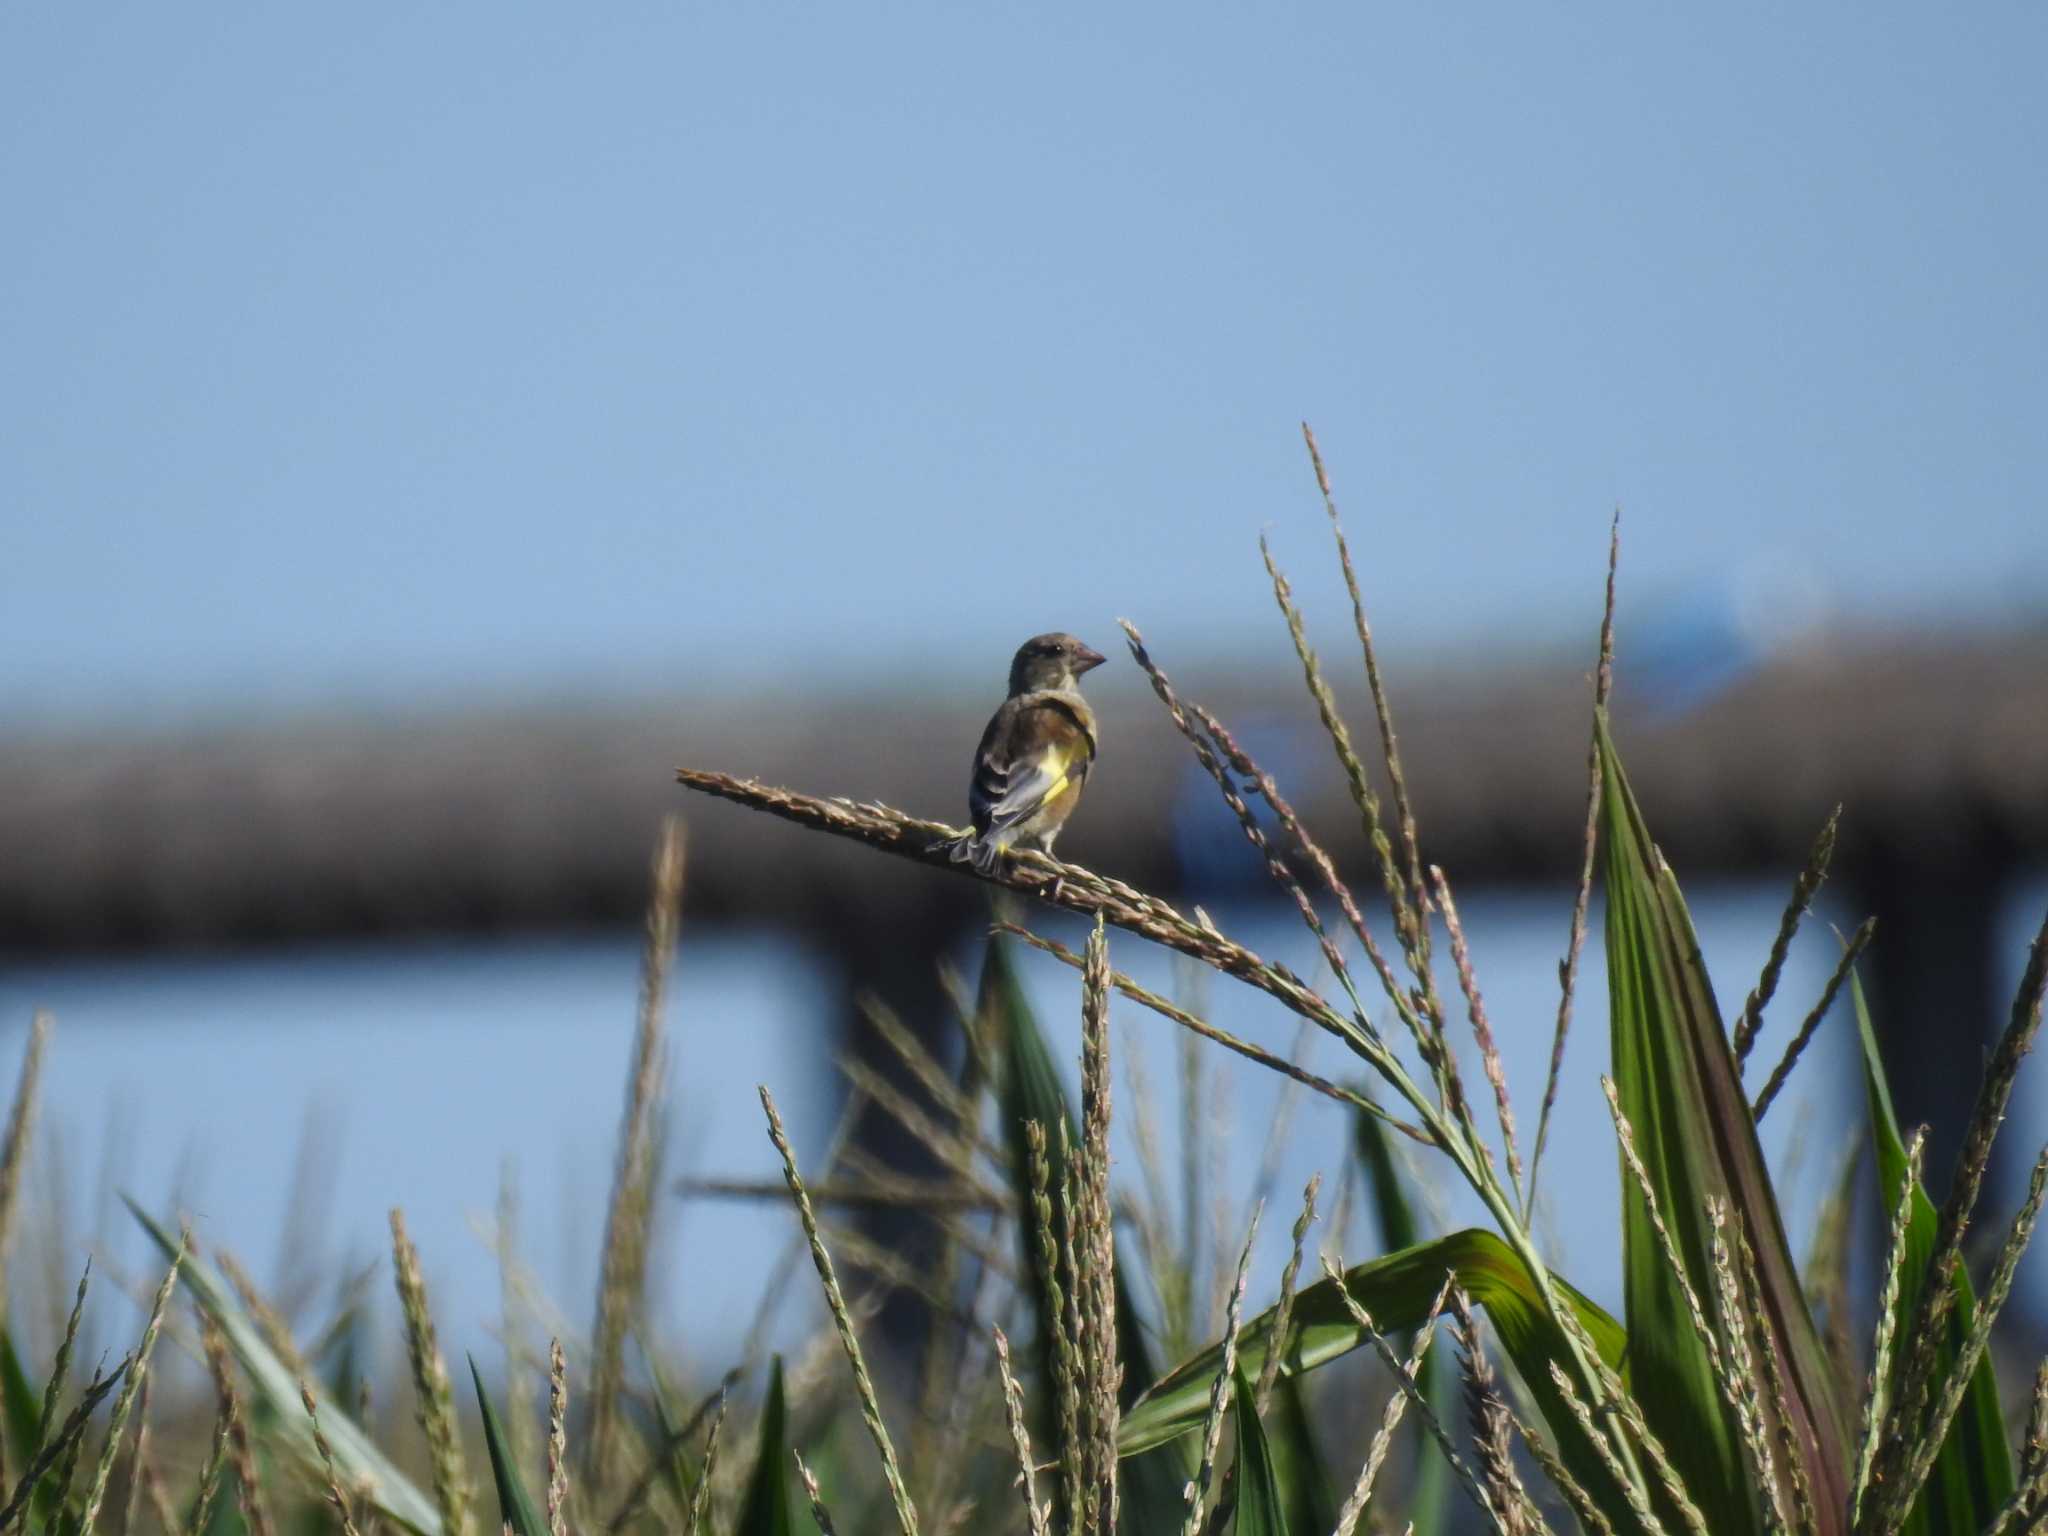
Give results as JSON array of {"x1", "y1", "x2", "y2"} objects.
[
  {"x1": 1628, "y1": 559, "x2": 1833, "y2": 720},
  {"x1": 1172, "y1": 719, "x2": 1327, "y2": 896}
]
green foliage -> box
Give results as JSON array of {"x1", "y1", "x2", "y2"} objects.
[
  {"x1": 1120, "y1": 1228, "x2": 1624, "y2": 1455},
  {"x1": 986, "y1": 925, "x2": 1081, "y2": 1415},
  {"x1": 1228, "y1": 1368, "x2": 1289, "y2": 1536},
  {"x1": 468, "y1": 1359, "x2": 545, "y2": 1536},
  {"x1": 1851, "y1": 975, "x2": 2013, "y2": 1531},
  {"x1": 1600, "y1": 713, "x2": 1853, "y2": 1532},
  {"x1": 1353, "y1": 1106, "x2": 1449, "y2": 1534},
  {"x1": 129, "y1": 1200, "x2": 445, "y2": 1536},
  {"x1": 1, "y1": 1332, "x2": 44, "y2": 1493},
  {"x1": 981, "y1": 926, "x2": 1191, "y2": 1531},
  {"x1": 735, "y1": 1359, "x2": 803, "y2": 1536},
  {"x1": 1260, "y1": 1377, "x2": 1334, "y2": 1536}
]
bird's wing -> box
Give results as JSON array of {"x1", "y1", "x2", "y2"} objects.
[
  {"x1": 970, "y1": 696, "x2": 1094, "y2": 837},
  {"x1": 967, "y1": 701, "x2": 1020, "y2": 828}
]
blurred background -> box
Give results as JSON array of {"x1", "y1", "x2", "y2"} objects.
[{"x1": 3, "y1": 2, "x2": 2046, "y2": 1386}]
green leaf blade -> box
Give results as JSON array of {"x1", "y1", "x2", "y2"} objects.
[
  {"x1": 468, "y1": 1357, "x2": 545, "y2": 1536},
  {"x1": 1598, "y1": 714, "x2": 1852, "y2": 1534},
  {"x1": 1122, "y1": 1228, "x2": 1622, "y2": 1456},
  {"x1": 127, "y1": 1198, "x2": 445, "y2": 1536},
  {"x1": 1264, "y1": 1375, "x2": 1334, "y2": 1536},
  {"x1": 1354, "y1": 1104, "x2": 1450, "y2": 1535},
  {"x1": 1230, "y1": 1367, "x2": 1291, "y2": 1536},
  {"x1": 1852, "y1": 974, "x2": 2012, "y2": 1533},
  {"x1": 981, "y1": 928, "x2": 1193, "y2": 1532},
  {"x1": 736, "y1": 1358, "x2": 800, "y2": 1536},
  {"x1": 0, "y1": 1333, "x2": 43, "y2": 1491}
]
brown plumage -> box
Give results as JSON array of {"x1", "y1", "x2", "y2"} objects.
[{"x1": 947, "y1": 632, "x2": 1107, "y2": 875}]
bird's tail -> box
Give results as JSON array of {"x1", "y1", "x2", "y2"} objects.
[{"x1": 936, "y1": 830, "x2": 1006, "y2": 876}]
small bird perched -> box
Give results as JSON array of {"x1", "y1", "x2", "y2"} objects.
[{"x1": 946, "y1": 632, "x2": 1107, "y2": 876}]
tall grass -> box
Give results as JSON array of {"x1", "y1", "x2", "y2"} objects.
[{"x1": 3, "y1": 430, "x2": 2046, "y2": 1535}]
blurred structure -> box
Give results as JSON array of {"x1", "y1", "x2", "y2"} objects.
[{"x1": 4, "y1": 628, "x2": 2045, "y2": 1211}]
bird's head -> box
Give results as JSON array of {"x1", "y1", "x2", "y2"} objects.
[{"x1": 1009, "y1": 632, "x2": 1107, "y2": 695}]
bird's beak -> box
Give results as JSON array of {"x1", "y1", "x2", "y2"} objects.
[{"x1": 1074, "y1": 642, "x2": 1107, "y2": 674}]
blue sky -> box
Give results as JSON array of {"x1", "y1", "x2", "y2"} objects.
[{"x1": 4, "y1": 5, "x2": 2044, "y2": 722}]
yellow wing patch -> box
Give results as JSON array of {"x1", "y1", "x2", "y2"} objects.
[{"x1": 1034, "y1": 743, "x2": 1072, "y2": 801}]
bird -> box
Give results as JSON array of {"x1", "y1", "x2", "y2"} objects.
[{"x1": 944, "y1": 632, "x2": 1107, "y2": 877}]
